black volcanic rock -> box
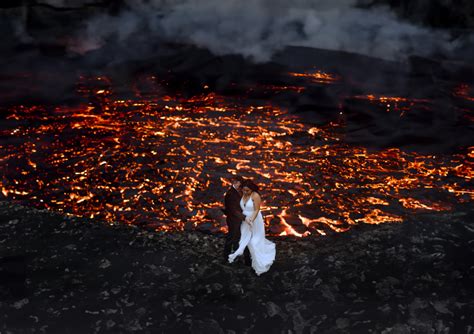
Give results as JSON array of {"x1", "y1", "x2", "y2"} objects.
[{"x1": 0, "y1": 200, "x2": 473, "y2": 333}]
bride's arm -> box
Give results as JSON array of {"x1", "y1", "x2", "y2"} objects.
[{"x1": 246, "y1": 193, "x2": 261, "y2": 225}]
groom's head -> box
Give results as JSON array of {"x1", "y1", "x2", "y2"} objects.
[{"x1": 230, "y1": 175, "x2": 244, "y2": 189}]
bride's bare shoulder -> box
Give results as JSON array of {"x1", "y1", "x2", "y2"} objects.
[{"x1": 251, "y1": 192, "x2": 261, "y2": 200}]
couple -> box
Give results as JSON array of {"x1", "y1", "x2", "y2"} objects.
[{"x1": 224, "y1": 175, "x2": 276, "y2": 276}]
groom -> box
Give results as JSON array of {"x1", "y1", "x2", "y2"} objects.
[{"x1": 224, "y1": 175, "x2": 251, "y2": 266}]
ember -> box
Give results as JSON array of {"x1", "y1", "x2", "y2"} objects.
[
  {"x1": 0, "y1": 74, "x2": 472, "y2": 237},
  {"x1": 453, "y1": 83, "x2": 474, "y2": 102}
]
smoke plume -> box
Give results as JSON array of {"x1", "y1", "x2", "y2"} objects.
[{"x1": 78, "y1": 0, "x2": 470, "y2": 62}]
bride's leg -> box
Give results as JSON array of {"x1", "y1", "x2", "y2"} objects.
[
  {"x1": 249, "y1": 213, "x2": 264, "y2": 247},
  {"x1": 228, "y1": 221, "x2": 251, "y2": 263}
]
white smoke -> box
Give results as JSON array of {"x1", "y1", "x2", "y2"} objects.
[{"x1": 79, "y1": 0, "x2": 466, "y2": 62}]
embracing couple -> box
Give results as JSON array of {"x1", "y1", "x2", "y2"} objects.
[{"x1": 223, "y1": 175, "x2": 276, "y2": 276}]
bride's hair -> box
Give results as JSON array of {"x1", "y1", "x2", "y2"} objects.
[{"x1": 241, "y1": 179, "x2": 260, "y2": 194}]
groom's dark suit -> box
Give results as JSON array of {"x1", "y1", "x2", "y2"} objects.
[{"x1": 224, "y1": 186, "x2": 251, "y2": 264}]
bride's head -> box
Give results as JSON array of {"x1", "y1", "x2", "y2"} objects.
[{"x1": 241, "y1": 179, "x2": 259, "y2": 196}]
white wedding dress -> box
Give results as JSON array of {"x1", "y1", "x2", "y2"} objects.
[{"x1": 228, "y1": 196, "x2": 276, "y2": 275}]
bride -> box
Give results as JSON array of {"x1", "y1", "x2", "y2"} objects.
[{"x1": 228, "y1": 179, "x2": 276, "y2": 275}]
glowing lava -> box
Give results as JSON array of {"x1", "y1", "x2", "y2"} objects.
[
  {"x1": 288, "y1": 70, "x2": 340, "y2": 84},
  {"x1": 1, "y1": 74, "x2": 472, "y2": 237},
  {"x1": 351, "y1": 94, "x2": 432, "y2": 116}
]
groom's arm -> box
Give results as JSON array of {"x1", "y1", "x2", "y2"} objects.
[{"x1": 225, "y1": 193, "x2": 245, "y2": 220}]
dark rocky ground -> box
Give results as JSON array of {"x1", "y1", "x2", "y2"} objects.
[{"x1": 0, "y1": 200, "x2": 473, "y2": 333}]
